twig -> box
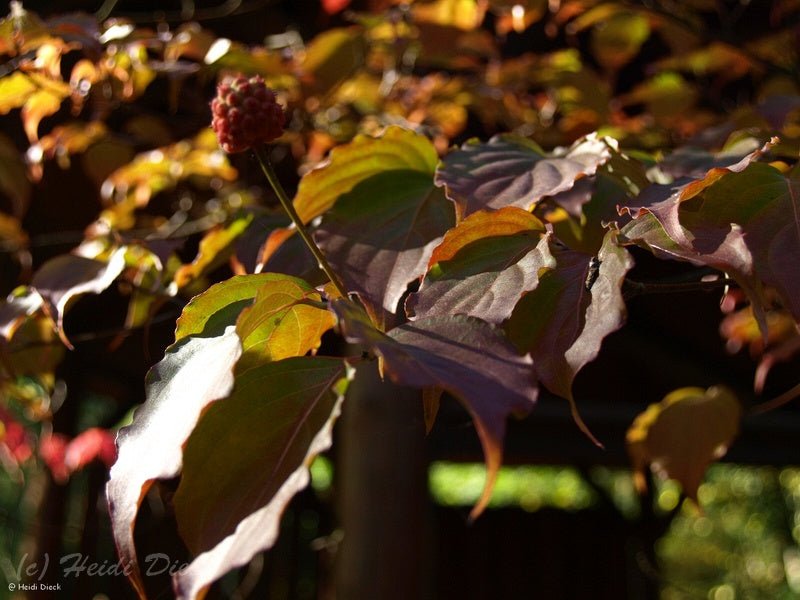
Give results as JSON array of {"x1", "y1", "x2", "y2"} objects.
[{"x1": 252, "y1": 145, "x2": 349, "y2": 299}]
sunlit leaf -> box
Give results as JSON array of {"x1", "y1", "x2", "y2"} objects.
[
  {"x1": 234, "y1": 275, "x2": 335, "y2": 372},
  {"x1": 293, "y1": 125, "x2": 439, "y2": 225},
  {"x1": 627, "y1": 386, "x2": 741, "y2": 501},
  {"x1": 173, "y1": 213, "x2": 254, "y2": 290},
  {"x1": 435, "y1": 133, "x2": 611, "y2": 218},
  {"x1": 107, "y1": 328, "x2": 242, "y2": 598},
  {"x1": 332, "y1": 299, "x2": 536, "y2": 518},
  {"x1": 173, "y1": 357, "x2": 350, "y2": 600},
  {"x1": 406, "y1": 207, "x2": 553, "y2": 323}
]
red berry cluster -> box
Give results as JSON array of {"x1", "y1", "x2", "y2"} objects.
[{"x1": 211, "y1": 75, "x2": 286, "y2": 153}]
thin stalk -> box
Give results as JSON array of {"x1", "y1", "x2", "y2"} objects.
[{"x1": 253, "y1": 145, "x2": 348, "y2": 299}]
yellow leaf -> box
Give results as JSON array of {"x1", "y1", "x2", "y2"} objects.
[{"x1": 626, "y1": 386, "x2": 742, "y2": 501}]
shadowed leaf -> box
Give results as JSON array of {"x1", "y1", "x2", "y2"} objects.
[
  {"x1": 332, "y1": 299, "x2": 536, "y2": 517},
  {"x1": 435, "y1": 133, "x2": 611, "y2": 218},
  {"x1": 626, "y1": 385, "x2": 741, "y2": 501},
  {"x1": 312, "y1": 131, "x2": 455, "y2": 328},
  {"x1": 174, "y1": 357, "x2": 349, "y2": 555},
  {"x1": 507, "y1": 231, "x2": 633, "y2": 407}
]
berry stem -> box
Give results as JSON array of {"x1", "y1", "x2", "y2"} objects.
[{"x1": 253, "y1": 145, "x2": 349, "y2": 299}]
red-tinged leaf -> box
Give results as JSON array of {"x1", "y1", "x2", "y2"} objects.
[
  {"x1": 506, "y1": 231, "x2": 633, "y2": 417},
  {"x1": 64, "y1": 427, "x2": 117, "y2": 472},
  {"x1": 434, "y1": 133, "x2": 611, "y2": 218},
  {"x1": 293, "y1": 126, "x2": 440, "y2": 225},
  {"x1": 234, "y1": 276, "x2": 335, "y2": 373},
  {"x1": 39, "y1": 431, "x2": 69, "y2": 483},
  {"x1": 626, "y1": 386, "x2": 741, "y2": 501},
  {"x1": 332, "y1": 300, "x2": 536, "y2": 518},
  {"x1": 0, "y1": 406, "x2": 34, "y2": 468},
  {"x1": 172, "y1": 357, "x2": 350, "y2": 600},
  {"x1": 313, "y1": 132, "x2": 455, "y2": 329},
  {"x1": 31, "y1": 248, "x2": 127, "y2": 346},
  {"x1": 406, "y1": 207, "x2": 554, "y2": 323},
  {"x1": 107, "y1": 328, "x2": 242, "y2": 598},
  {"x1": 621, "y1": 159, "x2": 800, "y2": 324},
  {"x1": 322, "y1": 0, "x2": 351, "y2": 14}
]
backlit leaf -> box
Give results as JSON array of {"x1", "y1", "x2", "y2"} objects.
[
  {"x1": 590, "y1": 11, "x2": 650, "y2": 70},
  {"x1": 301, "y1": 27, "x2": 366, "y2": 96},
  {"x1": 174, "y1": 273, "x2": 289, "y2": 341},
  {"x1": 107, "y1": 327, "x2": 242, "y2": 598},
  {"x1": 507, "y1": 231, "x2": 633, "y2": 407},
  {"x1": 234, "y1": 276, "x2": 335, "y2": 372},
  {"x1": 293, "y1": 126, "x2": 439, "y2": 225},
  {"x1": 435, "y1": 133, "x2": 611, "y2": 218},
  {"x1": 31, "y1": 248, "x2": 127, "y2": 346},
  {"x1": 626, "y1": 386, "x2": 741, "y2": 501},
  {"x1": 406, "y1": 207, "x2": 553, "y2": 323},
  {"x1": 173, "y1": 358, "x2": 349, "y2": 600},
  {"x1": 332, "y1": 300, "x2": 536, "y2": 518},
  {"x1": 173, "y1": 213, "x2": 253, "y2": 290}
]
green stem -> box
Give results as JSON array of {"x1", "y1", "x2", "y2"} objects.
[{"x1": 253, "y1": 145, "x2": 348, "y2": 299}]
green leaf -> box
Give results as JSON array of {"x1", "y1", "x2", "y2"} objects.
[
  {"x1": 332, "y1": 300, "x2": 535, "y2": 518},
  {"x1": 507, "y1": 231, "x2": 633, "y2": 415},
  {"x1": 174, "y1": 357, "x2": 350, "y2": 555},
  {"x1": 293, "y1": 126, "x2": 440, "y2": 225},
  {"x1": 406, "y1": 207, "x2": 553, "y2": 323},
  {"x1": 175, "y1": 273, "x2": 301, "y2": 341},
  {"x1": 435, "y1": 133, "x2": 611, "y2": 218},
  {"x1": 626, "y1": 386, "x2": 741, "y2": 501},
  {"x1": 107, "y1": 328, "x2": 242, "y2": 599},
  {"x1": 590, "y1": 11, "x2": 650, "y2": 70},
  {"x1": 301, "y1": 27, "x2": 367, "y2": 96}
]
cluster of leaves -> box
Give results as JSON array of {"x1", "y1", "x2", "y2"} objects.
[{"x1": 0, "y1": 0, "x2": 798, "y2": 598}]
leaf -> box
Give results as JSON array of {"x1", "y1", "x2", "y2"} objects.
[
  {"x1": 507, "y1": 231, "x2": 633, "y2": 409},
  {"x1": 621, "y1": 147, "x2": 800, "y2": 324},
  {"x1": 332, "y1": 300, "x2": 536, "y2": 518},
  {"x1": 31, "y1": 248, "x2": 127, "y2": 346},
  {"x1": 626, "y1": 386, "x2": 741, "y2": 501},
  {"x1": 590, "y1": 11, "x2": 650, "y2": 70},
  {"x1": 435, "y1": 133, "x2": 611, "y2": 218},
  {"x1": 173, "y1": 213, "x2": 254, "y2": 289},
  {"x1": 21, "y1": 87, "x2": 64, "y2": 143},
  {"x1": 312, "y1": 129, "x2": 455, "y2": 329},
  {"x1": 301, "y1": 27, "x2": 366, "y2": 96},
  {"x1": 107, "y1": 327, "x2": 241, "y2": 599},
  {"x1": 293, "y1": 126, "x2": 440, "y2": 225},
  {"x1": 406, "y1": 207, "x2": 554, "y2": 324},
  {"x1": 172, "y1": 359, "x2": 349, "y2": 600},
  {"x1": 174, "y1": 357, "x2": 349, "y2": 554},
  {"x1": 0, "y1": 72, "x2": 37, "y2": 113},
  {"x1": 175, "y1": 273, "x2": 287, "y2": 341},
  {"x1": 234, "y1": 276, "x2": 335, "y2": 373}
]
